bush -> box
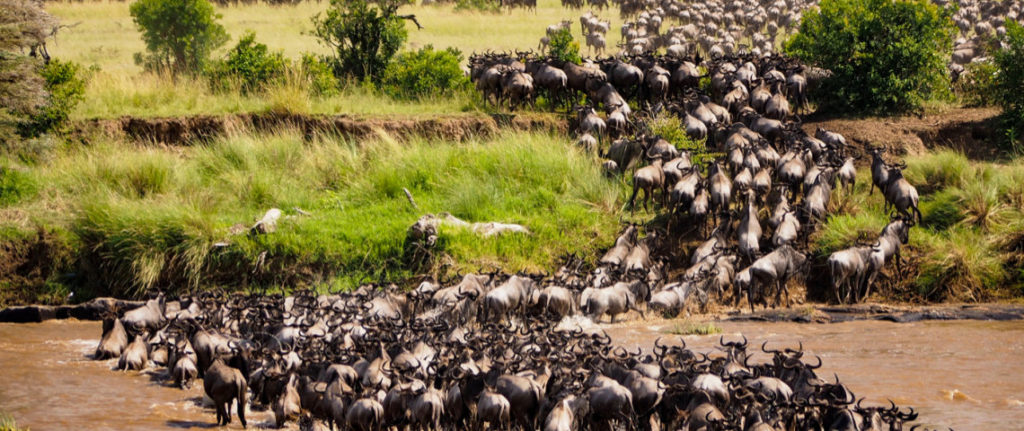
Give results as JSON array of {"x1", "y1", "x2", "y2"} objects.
[
  {"x1": 953, "y1": 60, "x2": 999, "y2": 107},
  {"x1": 300, "y1": 53, "x2": 339, "y2": 96},
  {"x1": 0, "y1": 166, "x2": 36, "y2": 207},
  {"x1": 993, "y1": 20, "x2": 1024, "y2": 153},
  {"x1": 454, "y1": 0, "x2": 500, "y2": 13},
  {"x1": 18, "y1": 59, "x2": 89, "y2": 138},
  {"x1": 1, "y1": 0, "x2": 57, "y2": 144},
  {"x1": 207, "y1": 32, "x2": 288, "y2": 94},
  {"x1": 549, "y1": 28, "x2": 581, "y2": 65},
  {"x1": 648, "y1": 111, "x2": 705, "y2": 154},
  {"x1": 382, "y1": 45, "x2": 470, "y2": 99},
  {"x1": 311, "y1": 0, "x2": 410, "y2": 82},
  {"x1": 784, "y1": 0, "x2": 955, "y2": 114},
  {"x1": 130, "y1": 0, "x2": 229, "y2": 75}
]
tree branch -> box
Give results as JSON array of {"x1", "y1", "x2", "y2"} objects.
[{"x1": 396, "y1": 14, "x2": 424, "y2": 30}]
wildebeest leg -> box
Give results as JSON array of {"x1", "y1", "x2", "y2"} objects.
[
  {"x1": 216, "y1": 402, "x2": 226, "y2": 425},
  {"x1": 236, "y1": 386, "x2": 247, "y2": 428},
  {"x1": 832, "y1": 271, "x2": 843, "y2": 304},
  {"x1": 895, "y1": 249, "x2": 903, "y2": 281},
  {"x1": 629, "y1": 185, "x2": 640, "y2": 212},
  {"x1": 747, "y1": 281, "x2": 756, "y2": 313}
]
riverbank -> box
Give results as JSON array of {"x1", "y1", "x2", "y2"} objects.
[
  {"x1": 3, "y1": 107, "x2": 1023, "y2": 306},
  {"x1": 3, "y1": 295, "x2": 1022, "y2": 324}
]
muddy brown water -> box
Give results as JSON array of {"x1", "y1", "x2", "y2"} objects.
[{"x1": 1, "y1": 319, "x2": 1022, "y2": 430}]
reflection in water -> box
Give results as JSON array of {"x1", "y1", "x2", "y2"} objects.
[{"x1": 0, "y1": 319, "x2": 1022, "y2": 430}]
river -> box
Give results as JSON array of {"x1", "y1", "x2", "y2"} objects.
[{"x1": 1, "y1": 319, "x2": 1022, "y2": 430}]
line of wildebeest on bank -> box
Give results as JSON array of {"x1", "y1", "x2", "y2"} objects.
[
  {"x1": 469, "y1": 50, "x2": 921, "y2": 309},
  {"x1": 92, "y1": 282, "x2": 933, "y2": 430}
]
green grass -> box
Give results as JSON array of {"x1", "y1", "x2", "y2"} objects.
[
  {"x1": 816, "y1": 150, "x2": 1024, "y2": 301},
  {"x1": 46, "y1": 0, "x2": 622, "y2": 119},
  {"x1": 0, "y1": 130, "x2": 626, "y2": 299},
  {"x1": 664, "y1": 319, "x2": 723, "y2": 336}
]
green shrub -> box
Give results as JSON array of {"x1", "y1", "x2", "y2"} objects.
[
  {"x1": 953, "y1": 59, "x2": 999, "y2": 107},
  {"x1": 300, "y1": 53, "x2": 339, "y2": 96},
  {"x1": 993, "y1": 20, "x2": 1024, "y2": 153},
  {"x1": 784, "y1": 0, "x2": 955, "y2": 114},
  {"x1": 549, "y1": 28, "x2": 581, "y2": 65},
  {"x1": 17, "y1": 59, "x2": 89, "y2": 138},
  {"x1": 454, "y1": 0, "x2": 499, "y2": 12},
  {"x1": 0, "y1": 166, "x2": 36, "y2": 207},
  {"x1": 382, "y1": 45, "x2": 470, "y2": 100},
  {"x1": 648, "y1": 111, "x2": 705, "y2": 154},
  {"x1": 207, "y1": 32, "x2": 287, "y2": 94},
  {"x1": 130, "y1": 0, "x2": 229, "y2": 75},
  {"x1": 311, "y1": 0, "x2": 410, "y2": 82}
]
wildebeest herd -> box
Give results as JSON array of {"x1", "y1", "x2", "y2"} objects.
[
  {"x1": 92, "y1": 281, "x2": 928, "y2": 430},
  {"x1": 469, "y1": 47, "x2": 922, "y2": 310}
]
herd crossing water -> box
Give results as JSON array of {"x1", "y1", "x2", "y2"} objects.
[{"x1": 1, "y1": 318, "x2": 1022, "y2": 430}]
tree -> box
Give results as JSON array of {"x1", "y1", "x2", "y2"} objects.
[
  {"x1": 130, "y1": 0, "x2": 229, "y2": 75},
  {"x1": 785, "y1": 0, "x2": 955, "y2": 114},
  {"x1": 311, "y1": 0, "x2": 421, "y2": 83},
  {"x1": 0, "y1": 0, "x2": 56, "y2": 142}
]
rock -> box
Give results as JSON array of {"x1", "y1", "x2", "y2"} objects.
[
  {"x1": 0, "y1": 305, "x2": 57, "y2": 323},
  {"x1": 252, "y1": 208, "x2": 283, "y2": 234}
]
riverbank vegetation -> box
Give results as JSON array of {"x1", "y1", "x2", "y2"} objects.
[
  {"x1": 0, "y1": 131, "x2": 626, "y2": 304},
  {"x1": 815, "y1": 150, "x2": 1024, "y2": 302},
  {"x1": 2, "y1": 0, "x2": 1024, "y2": 308}
]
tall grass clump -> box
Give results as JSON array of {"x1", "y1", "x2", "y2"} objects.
[
  {"x1": 2, "y1": 130, "x2": 624, "y2": 297},
  {"x1": 0, "y1": 414, "x2": 27, "y2": 431},
  {"x1": 903, "y1": 149, "x2": 970, "y2": 192},
  {"x1": 817, "y1": 150, "x2": 1024, "y2": 301}
]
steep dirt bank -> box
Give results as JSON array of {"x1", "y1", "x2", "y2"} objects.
[
  {"x1": 73, "y1": 107, "x2": 1003, "y2": 156},
  {"x1": 75, "y1": 112, "x2": 569, "y2": 144},
  {"x1": 802, "y1": 107, "x2": 1002, "y2": 159}
]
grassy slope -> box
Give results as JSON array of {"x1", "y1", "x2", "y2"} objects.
[
  {"x1": 814, "y1": 150, "x2": 1024, "y2": 302},
  {"x1": 0, "y1": 130, "x2": 626, "y2": 302},
  {"x1": 47, "y1": 0, "x2": 623, "y2": 119}
]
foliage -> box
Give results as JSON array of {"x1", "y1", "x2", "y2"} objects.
[
  {"x1": 784, "y1": 0, "x2": 955, "y2": 114},
  {"x1": 300, "y1": 53, "x2": 339, "y2": 96},
  {"x1": 0, "y1": 0, "x2": 56, "y2": 144},
  {"x1": 817, "y1": 152, "x2": 1024, "y2": 301},
  {"x1": 648, "y1": 111, "x2": 706, "y2": 154},
  {"x1": 206, "y1": 32, "x2": 287, "y2": 94},
  {"x1": 953, "y1": 60, "x2": 998, "y2": 107},
  {"x1": 381, "y1": 45, "x2": 470, "y2": 99},
  {"x1": 129, "y1": 0, "x2": 229, "y2": 75},
  {"x1": 1, "y1": 131, "x2": 624, "y2": 297},
  {"x1": 17, "y1": 60, "x2": 89, "y2": 138},
  {"x1": 992, "y1": 19, "x2": 1024, "y2": 154},
  {"x1": 311, "y1": 0, "x2": 411, "y2": 82},
  {"x1": 0, "y1": 166, "x2": 37, "y2": 207},
  {"x1": 548, "y1": 28, "x2": 581, "y2": 65},
  {"x1": 454, "y1": 0, "x2": 500, "y2": 12}
]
